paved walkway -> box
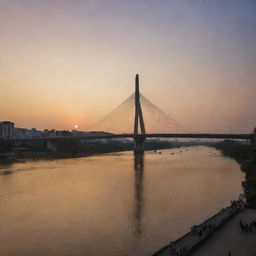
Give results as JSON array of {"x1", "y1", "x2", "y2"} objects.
[
  {"x1": 153, "y1": 202, "x2": 242, "y2": 256},
  {"x1": 191, "y1": 209, "x2": 256, "y2": 256}
]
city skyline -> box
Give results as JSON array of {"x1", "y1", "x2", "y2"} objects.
[{"x1": 1, "y1": 0, "x2": 256, "y2": 133}]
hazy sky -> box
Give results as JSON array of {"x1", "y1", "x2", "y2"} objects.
[{"x1": 0, "y1": 0, "x2": 256, "y2": 132}]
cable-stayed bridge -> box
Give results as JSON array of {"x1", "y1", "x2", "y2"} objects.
[
  {"x1": 25, "y1": 133, "x2": 250, "y2": 141},
  {"x1": 12, "y1": 75, "x2": 255, "y2": 151}
]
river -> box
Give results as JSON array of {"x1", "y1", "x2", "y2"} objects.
[{"x1": 0, "y1": 146, "x2": 244, "y2": 256}]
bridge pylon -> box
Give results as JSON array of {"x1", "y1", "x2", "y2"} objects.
[{"x1": 134, "y1": 74, "x2": 146, "y2": 153}]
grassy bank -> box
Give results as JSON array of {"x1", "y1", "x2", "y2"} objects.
[{"x1": 215, "y1": 140, "x2": 256, "y2": 208}]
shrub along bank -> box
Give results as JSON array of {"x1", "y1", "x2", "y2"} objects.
[{"x1": 215, "y1": 140, "x2": 256, "y2": 208}]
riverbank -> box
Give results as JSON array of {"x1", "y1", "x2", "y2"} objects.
[
  {"x1": 191, "y1": 208, "x2": 256, "y2": 256},
  {"x1": 215, "y1": 140, "x2": 256, "y2": 208},
  {"x1": 152, "y1": 201, "x2": 243, "y2": 256},
  {"x1": 152, "y1": 141, "x2": 255, "y2": 255},
  {"x1": 0, "y1": 139, "x2": 214, "y2": 164}
]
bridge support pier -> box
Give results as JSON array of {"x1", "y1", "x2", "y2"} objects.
[{"x1": 134, "y1": 135, "x2": 146, "y2": 154}]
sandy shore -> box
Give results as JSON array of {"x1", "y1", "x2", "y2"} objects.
[{"x1": 191, "y1": 209, "x2": 256, "y2": 256}]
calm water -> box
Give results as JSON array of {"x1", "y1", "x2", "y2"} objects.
[{"x1": 0, "y1": 146, "x2": 244, "y2": 256}]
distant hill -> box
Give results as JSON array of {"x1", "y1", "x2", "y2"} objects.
[{"x1": 89, "y1": 93, "x2": 185, "y2": 133}]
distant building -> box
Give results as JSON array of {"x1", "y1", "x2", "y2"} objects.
[
  {"x1": 48, "y1": 129, "x2": 56, "y2": 137},
  {"x1": 27, "y1": 128, "x2": 43, "y2": 138},
  {"x1": 56, "y1": 130, "x2": 71, "y2": 136},
  {"x1": 43, "y1": 129, "x2": 56, "y2": 137},
  {"x1": 0, "y1": 121, "x2": 15, "y2": 139},
  {"x1": 14, "y1": 127, "x2": 27, "y2": 138}
]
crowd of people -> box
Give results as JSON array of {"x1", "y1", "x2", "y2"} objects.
[
  {"x1": 231, "y1": 199, "x2": 244, "y2": 209},
  {"x1": 168, "y1": 198, "x2": 246, "y2": 256},
  {"x1": 169, "y1": 245, "x2": 188, "y2": 256},
  {"x1": 239, "y1": 219, "x2": 256, "y2": 232},
  {"x1": 192, "y1": 223, "x2": 215, "y2": 237}
]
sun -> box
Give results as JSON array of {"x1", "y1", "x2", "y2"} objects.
[{"x1": 74, "y1": 124, "x2": 78, "y2": 129}]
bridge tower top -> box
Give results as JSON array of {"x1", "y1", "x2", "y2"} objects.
[{"x1": 134, "y1": 74, "x2": 146, "y2": 135}]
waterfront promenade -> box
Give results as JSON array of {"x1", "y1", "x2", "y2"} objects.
[
  {"x1": 153, "y1": 201, "x2": 243, "y2": 256},
  {"x1": 191, "y1": 209, "x2": 256, "y2": 256}
]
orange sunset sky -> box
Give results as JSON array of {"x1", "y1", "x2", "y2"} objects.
[{"x1": 0, "y1": 0, "x2": 256, "y2": 133}]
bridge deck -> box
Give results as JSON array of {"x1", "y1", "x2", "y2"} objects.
[{"x1": 7, "y1": 133, "x2": 252, "y2": 142}]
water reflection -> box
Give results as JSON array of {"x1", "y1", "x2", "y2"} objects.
[
  {"x1": 133, "y1": 153, "x2": 144, "y2": 237},
  {"x1": 0, "y1": 161, "x2": 15, "y2": 174},
  {"x1": 0, "y1": 147, "x2": 244, "y2": 256}
]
